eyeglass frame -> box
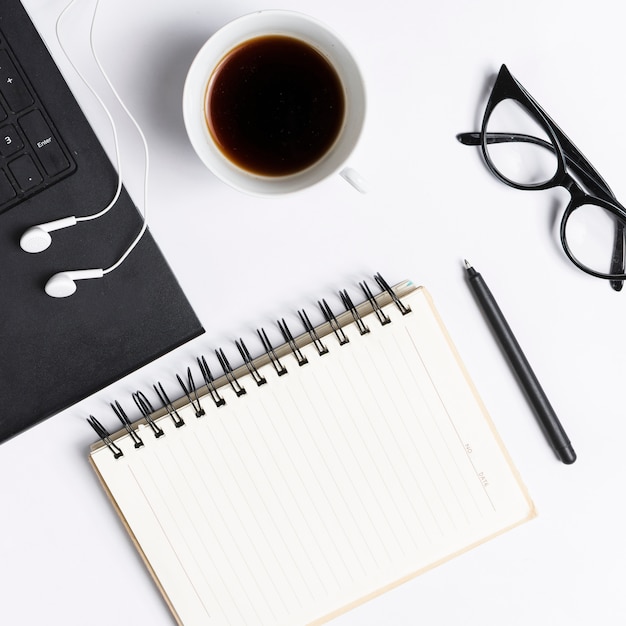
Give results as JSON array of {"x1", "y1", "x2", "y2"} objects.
[{"x1": 457, "y1": 63, "x2": 626, "y2": 289}]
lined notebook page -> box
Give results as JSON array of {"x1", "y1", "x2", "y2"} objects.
[{"x1": 90, "y1": 287, "x2": 534, "y2": 626}]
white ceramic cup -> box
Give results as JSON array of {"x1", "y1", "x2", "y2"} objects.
[{"x1": 182, "y1": 10, "x2": 366, "y2": 196}]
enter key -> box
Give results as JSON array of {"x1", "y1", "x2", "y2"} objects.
[{"x1": 18, "y1": 109, "x2": 70, "y2": 176}]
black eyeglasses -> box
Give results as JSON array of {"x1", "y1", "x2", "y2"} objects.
[{"x1": 457, "y1": 64, "x2": 626, "y2": 291}]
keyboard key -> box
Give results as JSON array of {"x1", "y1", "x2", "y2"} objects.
[
  {"x1": 0, "y1": 169, "x2": 16, "y2": 203},
  {"x1": 0, "y1": 124, "x2": 23, "y2": 157},
  {"x1": 18, "y1": 110, "x2": 69, "y2": 176},
  {"x1": 0, "y1": 50, "x2": 34, "y2": 112},
  {"x1": 8, "y1": 154, "x2": 42, "y2": 191}
]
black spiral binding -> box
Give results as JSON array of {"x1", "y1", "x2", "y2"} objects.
[
  {"x1": 278, "y1": 317, "x2": 308, "y2": 366},
  {"x1": 298, "y1": 308, "x2": 329, "y2": 355},
  {"x1": 319, "y1": 299, "x2": 349, "y2": 345},
  {"x1": 375, "y1": 272, "x2": 411, "y2": 315},
  {"x1": 257, "y1": 327, "x2": 288, "y2": 376},
  {"x1": 216, "y1": 348, "x2": 247, "y2": 397},
  {"x1": 87, "y1": 415, "x2": 123, "y2": 458},
  {"x1": 111, "y1": 400, "x2": 144, "y2": 449},
  {"x1": 89, "y1": 274, "x2": 413, "y2": 458},
  {"x1": 154, "y1": 381, "x2": 185, "y2": 427},
  {"x1": 360, "y1": 279, "x2": 391, "y2": 325},
  {"x1": 197, "y1": 355, "x2": 226, "y2": 407},
  {"x1": 236, "y1": 339, "x2": 268, "y2": 386},
  {"x1": 340, "y1": 289, "x2": 370, "y2": 335},
  {"x1": 198, "y1": 356, "x2": 226, "y2": 407},
  {"x1": 177, "y1": 367, "x2": 205, "y2": 418},
  {"x1": 132, "y1": 390, "x2": 164, "y2": 438}
]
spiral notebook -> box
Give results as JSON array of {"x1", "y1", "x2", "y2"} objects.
[{"x1": 88, "y1": 275, "x2": 535, "y2": 626}]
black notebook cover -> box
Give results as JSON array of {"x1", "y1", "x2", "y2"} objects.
[{"x1": 0, "y1": 0, "x2": 204, "y2": 443}]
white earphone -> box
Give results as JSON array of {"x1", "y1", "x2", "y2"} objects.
[
  {"x1": 26, "y1": 0, "x2": 149, "y2": 298},
  {"x1": 45, "y1": 268, "x2": 105, "y2": 297},
  {"x1": 21, "y1": 216, "x2": 78, "y2": 253}
]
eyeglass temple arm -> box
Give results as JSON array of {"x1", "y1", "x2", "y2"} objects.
[{"x1": 457, "y1": 131, "x2": 616, "y2": 201}]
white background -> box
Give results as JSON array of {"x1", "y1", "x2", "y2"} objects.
[{"x1": 2, "y1": 0, "x2": 625, "y2": 624}]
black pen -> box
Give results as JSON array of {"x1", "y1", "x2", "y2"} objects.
[{"x1": 464, "y1": 260, "x2": 576, "y2": 465}]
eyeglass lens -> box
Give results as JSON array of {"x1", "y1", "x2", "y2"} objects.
[
  {"x1": 564, "y1": 202, "x2": 626, "y2": 275},
  {"x1": 484, "y1": 99, "x2": 558, "y2": 186}
]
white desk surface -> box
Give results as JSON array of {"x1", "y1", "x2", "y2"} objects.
[{"x1": 3, "y1": 0, "x2": 625, "y2": 624}]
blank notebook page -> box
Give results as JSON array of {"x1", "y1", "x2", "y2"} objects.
[{"x1": 90, "y1": 286, "x2": 534, "y2": 626}]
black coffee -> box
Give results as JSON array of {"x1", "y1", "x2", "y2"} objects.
[{"x1": 206, "y1": 35, "x2": 345, "y2": 177}]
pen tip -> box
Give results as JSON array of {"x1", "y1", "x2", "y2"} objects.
[{"x1": 464, "y1": 259, "x2": 472, "y2": 269}]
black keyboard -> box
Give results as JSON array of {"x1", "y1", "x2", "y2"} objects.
[{"x1": 0, "y1": 30, "x2": 75, "y2": 214}]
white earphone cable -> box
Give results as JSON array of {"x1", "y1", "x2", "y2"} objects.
[{"x1": 56, "y1": 0, "x2": 149, "y2": 274}]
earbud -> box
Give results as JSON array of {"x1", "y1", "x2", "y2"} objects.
[
  {"x1": 45, "y1": 268, "x2": 104, "y2": 298},
  {"x1": 20, "y1": 216, "x2": 78, "y2": 253}
]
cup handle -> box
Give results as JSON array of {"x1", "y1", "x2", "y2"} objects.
[{"x1": 340, "y1": 167, "x2": 367, "y2": 193}]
